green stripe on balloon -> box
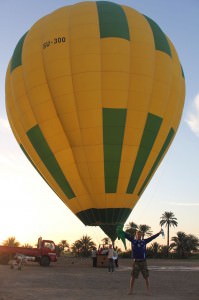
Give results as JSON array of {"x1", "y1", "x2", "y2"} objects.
[
  {"x1": 96, "y1": 1, "x2": 130, "y2": 40},
  {"x1": 77, "y1": 207, "x2": 132, "y2": 241},
  {"x1": 10, "y1": 32, "x2": 28, "y2": 72},
  {"x1": 27, "y1": 124, "x2": 75, "y2": 199},
  {"x1": 138, "y1": 127, "x2": 175, "y2": 196},
  {"x1": 144, "y1": 15, "x2": 172, "y2": 57},
  {"x1": 77, "y1": 208, "x2": 131, "y2": 225},
  {"x1": 127, "y1": 113, "x2": 163, "y2": 194},
  {"x1": 181, "y1": 65, "x2": 185, "y2": 79},
  {"x1": 103, "y1": 108, "x2": 127, "y2": 193}
]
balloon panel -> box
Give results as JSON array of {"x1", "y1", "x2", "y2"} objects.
[{"x1": 5, "y1": 1, "x2": 185, "y2": 239}]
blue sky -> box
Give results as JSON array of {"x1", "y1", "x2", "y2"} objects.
[{"x1": 0, "y1": 0, "x2": 198, "y2": 248}]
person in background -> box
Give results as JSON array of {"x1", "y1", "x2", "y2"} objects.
[
  {"x1": 91, "y1": 247, "x2": 97, "y2": 267},
  {"x1": 117, "y1": 226, "x2": 162, "y2": 295},
  {"x1": 113, "y1": 247, "x2": 119, "y2": 268},
  {"x1": 107, "y1": 244, "x2": 114, "y2": 272}
]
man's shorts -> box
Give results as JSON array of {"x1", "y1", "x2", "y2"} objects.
[{"x1": 131, "y1": 260, "x2": 149, "y2": 279}]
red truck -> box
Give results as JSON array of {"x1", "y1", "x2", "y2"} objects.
[{"x1": 0, "y1": 237, "x2": 57, "y2": 267}]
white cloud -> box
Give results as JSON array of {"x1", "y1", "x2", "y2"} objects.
[
  {"x1": 186, "y1": 93, "x2": 199, "y2": 136},
  {"x1": 170, "y1": 202, "x2": 199, "y2": 207}
]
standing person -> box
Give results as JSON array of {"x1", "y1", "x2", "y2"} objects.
[
  {"x1": 113, "y1": 247, "x2": 119, "y2": 268},
  {"x1": 117, "y1": 226, "x2": 161, "y2": 295},
  {"x1": 91, "y1": 247, "x2": 97, "y2": 267},
  {"x1": 107, "y1": 244, "x2": 114, "y2": 272}
]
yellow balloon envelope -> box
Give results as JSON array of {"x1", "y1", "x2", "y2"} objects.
[{"x1": 5, "y1": 1, "x2": 185, "y2": 240}]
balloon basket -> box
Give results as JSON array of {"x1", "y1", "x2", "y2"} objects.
[{"x1": 96, "y1": 255, "x2": 108, "y2": 268}]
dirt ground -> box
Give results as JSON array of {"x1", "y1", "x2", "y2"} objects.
[{"x1": 0, "y1": 257, "x2": 199, "y2": 300}]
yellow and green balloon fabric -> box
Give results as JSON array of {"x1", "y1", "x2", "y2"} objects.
[{"x1": 5, "y1": 1, "x2": 185, "y2": 240}]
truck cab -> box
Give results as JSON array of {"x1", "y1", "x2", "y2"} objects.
[{"x1": 37, "y1": 237, "x2": 57, "y2": 266}]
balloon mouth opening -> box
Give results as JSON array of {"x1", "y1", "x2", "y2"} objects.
[
  {"x1": 76, "y1": 207, "x2": 131, "y2": 226},
  {"x1": 76, "y1": 208, "x2": 132, "y2": 240}
]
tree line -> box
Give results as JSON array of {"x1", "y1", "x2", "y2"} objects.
[{"x1": 1, "y1": 211, "x2": 199, "y2": 260}]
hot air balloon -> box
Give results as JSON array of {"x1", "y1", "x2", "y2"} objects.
[{"x1": 5, "y1": 1, "x2": 185, "y2": 241}]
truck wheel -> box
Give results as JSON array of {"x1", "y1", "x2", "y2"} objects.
[{"x1": 40, "y1": 256, "x2": 50, "y2": 267}]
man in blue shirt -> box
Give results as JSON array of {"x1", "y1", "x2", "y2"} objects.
[{"x1": 117, "y1": 226, "x2": 161, "y2": 295}]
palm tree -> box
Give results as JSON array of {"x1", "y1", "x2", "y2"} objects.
[
  {"x1": 57, "y1": 240, "x2": 70, "y2": 256},
  {"x1": 170, "y1": 231, "x2": 199, "y2": 258},
  {"x1": 138, "y1": 224, "x2": 153, "y2": 239},
  {"x1": 170, "y1": 231, "x2": 187, "y2": 257},
  {"x1": 72, "y1": 235, "x2": 96, "y2": 257},
  {"x1": 149, "y1": 242, "x2": 161, "y2": 258},
  {"x1": 71, "y1": 240, "x2": 82, "y2": 256},
  {"x1": 1, "y1": 237, "x2": 20, "y2": 264},
  {"x1": 125, "y1": 222, "x2": 152, "y2": 239},
  {"x1": 186, "y1": 234, "x2": 199, "y2": 253},
  {"x1": 101, "y1": 237, "x2": 111, "y2": 245},
  {"x1": 159, "y1": 245, "x2": 170, "y2": 257},
  {"x1": 160, "y1": 211, "x2": 178, "y2": 247},
  {"x1": 125, "y1": 221, "x2": 138, "y2": 238},
  {"x1": 59, "y1": 240, "x2": 69, "y2": 251},
  {"x1": 3, "y1": 236, "x2": 20, "y2": 247},
  {"x1": 22, "y1": 243, "x2": 33, "y2": 248}
]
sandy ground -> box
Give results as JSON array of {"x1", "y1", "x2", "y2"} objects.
[{"x1": 0, "y1": 257, "x2": 199, "y2": 300}]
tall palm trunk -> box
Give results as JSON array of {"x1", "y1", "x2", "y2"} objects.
[{"x1": 167, "y1": 225, "x2": 170, "y2": 248}]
